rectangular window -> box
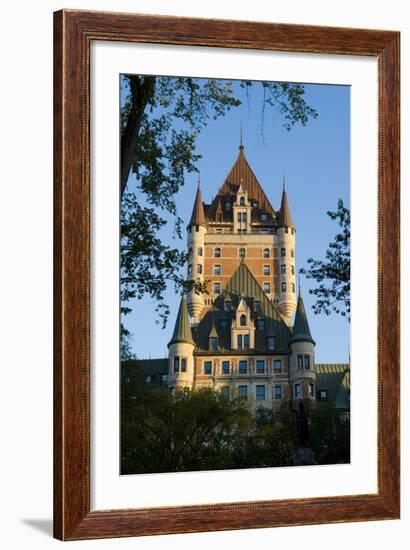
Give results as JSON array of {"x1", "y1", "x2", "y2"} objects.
[
  {"x1": 257, "y1": 318, "x2": 265, "y2": 330},
  {"x1": 239, "y1": 385, "x2": 248, "y2": 399},
  {"x1": 263, "y1": 282, "x2": 271, "y2": 293},
  {"x1": 210, "y1": 337, "x2": 217, "y2": 351},
  {"x1": 261, "y1": 213, "x2": 267, "y2": 222},
  {"x1": 239, "y1": 360, "x2": 247, "y2": 374},
  {"x1": 281, "y1": 264, "x2": 286, "y2": 274},
  {"x1": 243, "y1": 334, "x2": 249, "y2": 349},
  {"x1": 174, "y1": 357, "x2": 179, "y2": 373},
  {"x1": 214, "y1": 247, "x2": 221, "y2": 257},
  {"x1": 214, "y1": 264, "x2": 221, "y2": 275},
  {"x1": 309, "y1": 383, "x2": 314, "y2": 397},
  {"x1": 222, "y1": 361, "x2": 230, "y2": 374},
  {"x1": 273, "y1": 359, "x2": 282, "y2": 373},
  {"x1": 145, "y1": 375, "x2": 151, "y2": 384},
  {"x1": 297, "y1": 355, "x2": 304, "y2": 370},
  {"x1": 268, "y1": 336, "x2": 275, "y2": 350},
  {"x1": 181, "y1": 358, "x2": 187, "y2": 372},
  {"x1": 197, "y1": 264, "x2": 202, "y2": 274},
  {"x1": 213, "y1": 282, "x2": 221, "y2": 294},
  {"x1": 221, "y1": 386, "x2": 230, "y2": 398},
  {"x1": 254, "y1": 300, "x2": 261, "y2": 313},
  {"x1": 263, "y1": 248, "x2": 270, "y2": 258},
  {"x1": 161, "y1": 374, "x2": 168, "y2": 386},
  {"x1": 242, "y1": 212, "x2": 247, "y2": 223},
  {"x1": 256, "y1": 360, "x2": 265, "y2": 374},
  {"x1": 204, "y1": 361, "x2": 212, "y2": 375},
  {"x1": 237, "y1": 335, "x2": 243, "y2": 350},
  {"x1": 304, "y1": 355, "x2": 311, "y2": 370},
  {"x1": 263, "y1": 265, "x2": 270, "y2": 276},
  {"x1": 256, "y1": 385, "x2": 266, "y2": 401},
  {"x1": 295, "y1": 383, "x2": 301, "y2": 399},
  {"x1": 275, "y1": 385, "x2": 282, "y2": 400},
  {"x1": 237, "y1": 212, "x2": 242, "y2": 222},
  {"x1": 319, "y1": 389, "x2": 328, "y2": 401},
  {"x1": 281, "y1": 282, "x2": 287, "y2": 292},
  {"x1": 281, "y1": 248, "x2": 286, "y2": 257}
]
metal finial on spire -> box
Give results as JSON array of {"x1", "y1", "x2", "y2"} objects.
[
  {"x1": 239, "y1": 121, "x2": 244, "y2": 150},
  {"x1": 282, "y1": 172, "x2": 286, "y2": 191},
  {"x1": 197, "y1": 171, "x2": 201, "y2": 189}
]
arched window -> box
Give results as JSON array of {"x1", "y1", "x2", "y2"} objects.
[
  {"x1": 240, "y1": 196, "x2": 245, "y2": 206},
  {"x1": 239, "y1": 247, "x2": 246, "y2": 258},
  {"x1": 281, "y1": 247, "x2": 286, "y2": 257},
  {"x1": 214, "y1": 247, "x2": 221, "y2": 258},
  {"x1": 240, "y1": 314, "x2": 247, "y2": 326},
  {"x1": 263, "y1": 248, "x2": 270, "y2": 258},
  {"x1": 198, "y1": 246, "x2": 203, "y2": 256}
]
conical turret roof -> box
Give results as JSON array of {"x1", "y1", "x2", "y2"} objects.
[
  {"x1": 188, "y1": 181, "x2": 207, "y2": 228},
  {"x1": 291, "y1": 291, "x2": 315, "y2": 345},
  {"x1": 168, "y1": 295, "x2": 195, "y2": 347},
  {"x1": 278, "y1": 183, "x2": 294, "y2": 228}
]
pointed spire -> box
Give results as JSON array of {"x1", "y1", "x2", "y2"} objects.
[
  {"x1": 188, "y1": 178, "x2": 207, "y2": 228},
  {"x1": 168, "y1": 295, "x2": 195, "y2": 347},
  {"x1": 277, "y1": 180, "x2": 294, "y2": 228},
  {"x1": 291, "y1": 291, "x2": 315, "y2": 345}
]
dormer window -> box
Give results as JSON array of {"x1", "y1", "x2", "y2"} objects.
[
  {"x1": 209, "y1": 337, "x2": 218, "y2": 351},
  {"x1": 261, "y1": 213, "x2": 267, "y2": 222},
  {"x1": 252, "y1": 200, "x2": 258, "y2": 208},
  {"x1": 240, "y1": 314, "x2": 247, "y2": 326},
  {"x1": 225, "y1": 300, "x2": 231, "y2": 312},
  {"x1": 225, "y1": 201, "x2": 232, "y2": 211},
  {"x1": 240, "y1": 196, "x2": 245, "y2": 206},
  {"x1": 254, "y1": 300, "x2": 261, "y2": 313}
]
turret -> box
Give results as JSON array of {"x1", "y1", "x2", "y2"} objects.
[
  {"x1": 276, "y1": 180, "x2": 297, "y2": 323},
  {"x1": 186, "y1": 179, "x2": 207, "y2": 323},
  {"x1": 167, "y1": 295, "x2": 196, "y2": 391},
  {"x1": 289, "y1": 289, "x2": 316, "y2": 401}
]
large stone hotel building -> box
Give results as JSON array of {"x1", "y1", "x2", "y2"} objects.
[{"x1": 123, "y1": 142, "x2": 350, "y2": 412}]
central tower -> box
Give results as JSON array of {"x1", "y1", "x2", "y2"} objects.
[{"x1": 185, "y1": 142, "x2": 297, "y2": 326}]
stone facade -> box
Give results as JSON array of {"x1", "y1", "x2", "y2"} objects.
[{"x1": 167, "y1": 144, "x2": 319, "y2": 410}]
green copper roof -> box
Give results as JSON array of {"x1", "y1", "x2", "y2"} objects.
[
  {"x1": 209, "y1": 321, "x2": 218, "y2": 339},
  {"x1": 291, "y1": 292, "x2": 315, "y2": 345},
  {"x1": 192, "y1": 262, "x2": 292, "y2": 352},
  {"x1": 168, "y1": 295, "x2": 195, "y2": 347},
  {"x1": 316, "y1": 364, "x2": 350, "y2": 409}
]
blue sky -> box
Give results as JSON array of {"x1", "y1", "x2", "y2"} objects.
[{"x1": 121, "y1": 78, "x2": 350, "y2": 363}]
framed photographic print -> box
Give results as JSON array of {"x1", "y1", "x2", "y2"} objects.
[{"x1": 53, "y1": 9, "x2": 400, "y2": 540}]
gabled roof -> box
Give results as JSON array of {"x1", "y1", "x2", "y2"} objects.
[
  {"x1": 168, "y1": 295, "x2": 195, "y2": 347},
  {"x1": 206, "y1": 146, "x2": 276, "y2": 221},
  {"x1": 277, "y1": 185, "x2": 294, "y2": 228},
  {"x1": 315, "y1": 364, "x2": 350, "y2": 409},
  {"x1": 192, "y1": 262, "x2": 292, "y2": 352},
  {"x1": 188, "y1": 182, "x2": 207, "y2": 228},
  {"x1": 291, "y1": 292, "x2": 315, "y2": 345}
]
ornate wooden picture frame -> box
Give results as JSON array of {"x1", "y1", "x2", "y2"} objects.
[{"x1": 53, "y1": 9, "x2": 400, "y2": 541}]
